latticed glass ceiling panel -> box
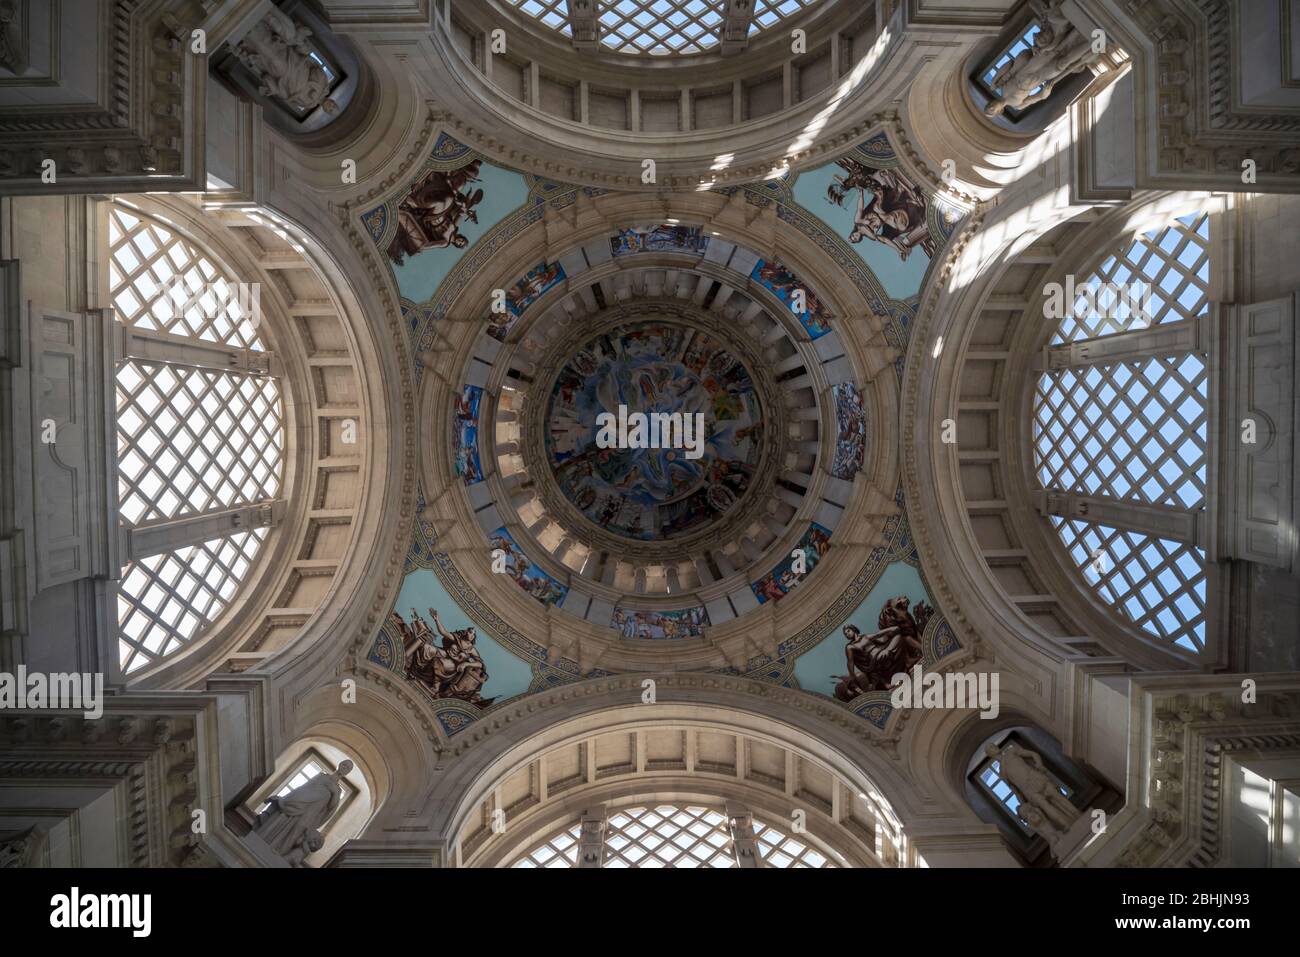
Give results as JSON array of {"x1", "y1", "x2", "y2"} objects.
[
  {"x1": 1032, "y1": 212, "x2": 1211, "y2": 655},
  {"x1": 509, "y1": 804, "x2": 838, "y2": 867},
  {"x1": 1033, "y1": 354, "x2": 1208, "y2": 509},
  {"x1": 108, "y1": 204, "x2": 267, "y2": 350},
  {"x1": 1050, "y1": 518, "x2": 1206, "y2": 652},
  {"x1": 603, "y1": 804, "x2": 736, "y2": 867},
  {"x1": 108, "y1": 203, "x2": 285, "y2": 673},
  {"x1": 752, "y1": 817, "x2": 836, "y2": 867},
  {"x1": 117, "y1": 360, "x2": 283, "y2": 525},
  {"x1": 1051, "y1": 212, "x2": 1210, "y2": 344},
  {"x1": 117, "y1": 529, "x2": 268, "y2": 673},
  {"x1": 505, "y1": 0, "x2": 824, "y2": 55},
  {"x1": 511, "y1": 823, "x2": 582, "y2": 868}
]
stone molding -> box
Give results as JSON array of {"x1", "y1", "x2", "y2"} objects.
[{"x1": 0, "y1": 0, "x2": 214, "y2": 194}]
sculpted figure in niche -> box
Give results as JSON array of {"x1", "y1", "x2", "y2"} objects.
[
  {"x1": 0, "y1": 1, "x2": 26, "y2": 74},
  {"x1": 386, "y1": 161, "x2": 485, "y2": 265},
  {"x1": 985, "y1": 741, "x2": 1081, "y2": 833},
  {"x1": 832, "y1": 596, "x2": 933, "y2": 700},
  {"x1": 390, "y1": 608, "x2": 496, "y2": 707},
  {"x1": 233, "y1": 8, "x2": 338, "y2": 117},
  {"x1": 254, "y1": 760, "x2": 353, "y2": 866},
  {"x1": 983, "y1": 0, "x2": 1103, "y2": 118}
]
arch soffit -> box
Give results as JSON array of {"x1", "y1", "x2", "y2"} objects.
[
  {"x1": 901, "y1": 187, "x2": 1227, "y2": 703},
  {"x1": 416, "y1": 686, "x2": 968, "y2": 847}
]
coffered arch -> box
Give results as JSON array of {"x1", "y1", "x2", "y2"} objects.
[
  {"x1": 359, "y1": 682, "x2": 1001, "y2": 868},
  {"x1": 905, "y1": 188, "x2": 1234, "y2": 694},
  {"x1": 110, "y1": 194, "x2": 398, "y2": 692}
]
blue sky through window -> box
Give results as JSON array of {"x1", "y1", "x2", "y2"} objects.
[{"x1": 1033, "y1": 213, "x2": 1211, "y2": 654}]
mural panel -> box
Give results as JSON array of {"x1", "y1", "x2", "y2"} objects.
[
  {"x1": 830, "y1": 381, "x2": 867, "y2": 480},
  {"x1": 751, "y1": 523, "x2": 833, "y2": 604},
  {"x1": 750, "y1": 258, "x2": 834, "y2": 339},
  {"x1": 611, "y1": 224, "x2": 710, "y2": 258},
  {"x1": 612, "y1": 605, "x2": 709, "y2": 640},
  {"x1": 362, "y1": 134, "x2": 533, "y2": 306},
  {"x1": 790, "y1": 132, "x2": 964, "y2": 303},
  {"x1": 452, "y1": 384, "x2": 484, "y2": 484},
  {"x1": 375, "y1": 568, "x2": 534, "y2": 711},
  {"x1": 487, "y1": 525, "x2": 568, "y2": 607}
]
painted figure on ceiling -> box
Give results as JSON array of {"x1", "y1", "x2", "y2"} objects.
[
  {"x1": 386, "y1": 160, "x2": 485, "y2": 265},
  {"x1": 828, "y1": 160, "x2": 934, "y2": 262},
  {"x1": 832, "y1": 595, "x2": 934, "y2": 700},
  {"x1": 391, "y1": 607, "x2": 495, "y2": 706}
]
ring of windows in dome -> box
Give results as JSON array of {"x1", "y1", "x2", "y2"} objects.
[{"x1": 445, "y1": 224, "x2": 868, "y2": 635}]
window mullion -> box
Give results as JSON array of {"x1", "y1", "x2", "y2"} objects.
[
  {"x1": 122, "y1": 499, "x2": 284, "y2": 563},
  {"x1": 576, "y1": 807, "x2": 608, "y2": 868},
  {"x1": 1034, "y1": 488, "x2": 1204, "y2": 547},
  {"x1": 726, "y1": 803, "x2": 766, "y2": 868},
  {"x1": 1034, "y1": 315, "x2": 1209, "y2": 371},
  {"x1": 116, "y1": 321, "x2": 280, "y2": 377}
]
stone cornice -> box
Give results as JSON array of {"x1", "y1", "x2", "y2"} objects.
[{"x1": 0, "y1": 0, "x2": 212, "y2": 194}]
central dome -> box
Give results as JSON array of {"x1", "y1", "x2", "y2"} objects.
[{"x1": 543, "y1": 320, "x2": 763, "y2": 542}]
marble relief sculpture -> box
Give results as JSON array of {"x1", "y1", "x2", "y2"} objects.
[
  {"x1": 983, "y1": 0, "x2": 1103, "y2": 118},
  {"x1": 254, "y1": 761, "x2": 354, "y2": 867},
  {"x1": 386, "y1": 160, "x2": 485, "y2": 264},
  {"x1": 832, "y1": 596, "x2": 933, "y2": 700},
  {"x1": 390, "y1": 608, "x2": 496, "y2": 706},
  {"x1": 233, "y1": 7, "x2": 338, "y2": 117}
]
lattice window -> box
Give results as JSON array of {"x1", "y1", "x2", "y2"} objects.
[
  {"x1": 118, "y1": 529, "x2": 267, "y2": 673},
  {"x1": 108, "y1": 205, "x2": 265, "y2": 350},
  {"x1": 752, "y1": 817, "x2": 835, "y2": 867},
  {"x1": 506, "y1": 0, "x2": 822, "y2": 55},
  {"x1": 108, "y1": 202, "x2": 285, "y2": 674},
  {"x1": 1051, "y1": 518, "x2": 1206, "y2": 652},
  {"x1": 512, "y1": 823, "x2": 583, "y2": 868},
  {"x1": 603, "y1": 804, "x2": 735, "y2": 867},
  {"x1": 1032, "y1": 212, "x2": 1212, "y2": 655},
  {"x1": 1033, "y1": 355, "x2": 1208, "y2": 509},
  {"x1": 510, "y1": 804, "x2": 839, "y2": 867},
  {"x1": 1052, "y1": 212, "x2": 1210, "y2": 344},
  {"x1": 977, "y1": 759, "x2": 1025, "y2": 822},
  {"x1": 117, "y1": 360, "x2": 283, "y2": 525},
  {"x1": 597, "y1": 0, "x2": 725, "y2": 54},
  {"x1": 511, "y1": 0, "x2": 573, "y2": 34},
  {"x1": 751, "y1": 0, "x2": 822, "y2": 33}
]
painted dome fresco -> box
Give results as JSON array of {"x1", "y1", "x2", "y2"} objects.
[
  {"x1": 9, "y1": 0, "x2": 1297, "y2": 886},
  {"x1": 544, "y1": 320, "x2": 763, "y2": 542}
]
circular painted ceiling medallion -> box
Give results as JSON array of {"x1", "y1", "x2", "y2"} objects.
[{"x1": 544, "y1": 320, "x2": 763, "y2": 542}]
